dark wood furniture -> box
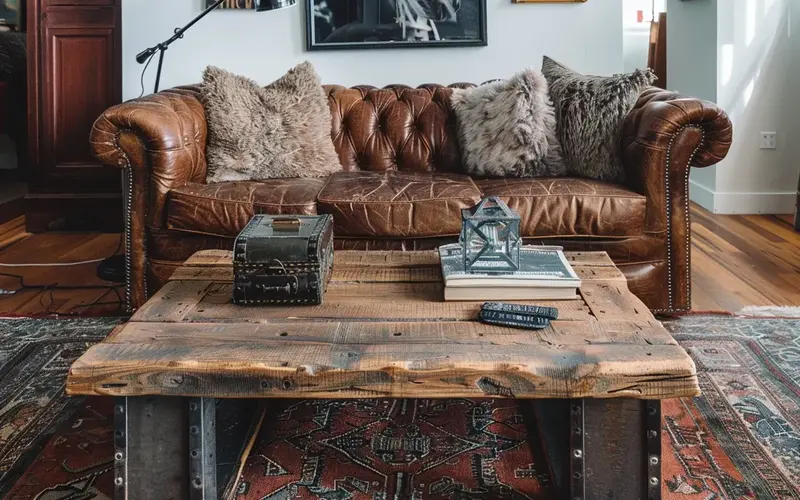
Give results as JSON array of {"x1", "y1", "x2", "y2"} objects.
[
  {"x1": 26, "y1": 0, "x2": 123, "y2": 232},
  {"x1": 648, "y1": 12, "x2": 667, "y2": 89},
  {"x1": 67, "y1": 250, "x2": 700, "y2": 500}
]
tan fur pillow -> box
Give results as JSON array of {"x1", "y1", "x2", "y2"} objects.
[
  {"x1": 201, "y1": 62, "x2": 341, "y2": 183},
  {"x1": 450, "y1": 69, "x2": 565, "y2": 178}
]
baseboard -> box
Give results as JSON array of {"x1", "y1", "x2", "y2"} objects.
[
  {"x1": 0, "y1": 182, "x2": 27, "y2": 225},
  {"x1": 688, "y1": 180, "x2": 716, "y2": 212},
  {"x1": 25, "y1": 194, "x2": 122, "y2": 232},
  {"x1": 688, "y1": 180, "x2": 796, "y2": 214}
]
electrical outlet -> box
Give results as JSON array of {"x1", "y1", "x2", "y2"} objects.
[{"x1": 760, "y1": 132, "x2": 777, "y2": 150}]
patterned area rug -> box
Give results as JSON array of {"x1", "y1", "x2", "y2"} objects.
[
  {"x1": 660, "y1": 317, "x2": 799, "y2": 499},
  {"x1": 0, "y1": 318, "x2": 124, "y2": 498},
  {"x1": 2, "y1": 316, "x2": 799, "y2": 499},
  {"x1": 234, "y1": 398, "x2": 554, "y2": 499}
]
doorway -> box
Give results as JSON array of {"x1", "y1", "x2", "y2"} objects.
[{"x1": 623, "y1": 0, "x2": 667, "y2": 87}]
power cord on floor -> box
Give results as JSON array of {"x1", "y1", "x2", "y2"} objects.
[
  {"x1": 0, "y1": 234, "x2": 126, "y2": 313},
  {"x1": 0, "y1": 271, "x2": 124, "y2": 314},
  {"x1": 0, "y1": 233, "x2": 124, "y2": 268},
  {"x1": 0, "y1": 258, "x2": 107, "y2": 267}
]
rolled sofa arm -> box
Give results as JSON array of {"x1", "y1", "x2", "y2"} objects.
[
  {"x1": 90, "y1": 85, "x2": 208, "y2": 310},
  {"x1": 620, "y1": 87, "x2": 733, "y2": 312},
  {"x1": 622, "y1": 87, "x2": 733, "y2": 172},
  {"x1": 621, "y1": 87, "x2": 733, "y2": 230},
  {"x1": 91, "y1": 85, "x2": 209, "y2": 228}
]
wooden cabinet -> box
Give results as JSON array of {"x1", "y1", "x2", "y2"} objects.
[{"x1": 26, "y1": 0, "x2": 122, "y2": 231}]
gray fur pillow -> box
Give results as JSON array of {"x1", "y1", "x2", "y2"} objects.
[
  {"x1": 450, "y1": 69, "x2": 565, "y2": 178},
  {"x1": 542, "y1": 56, "x2": 656, "y2": 182},
  {"x1": 201, "y1": 62, "x2": 341, "y2": 183}
]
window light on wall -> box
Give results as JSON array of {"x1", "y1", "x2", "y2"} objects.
[{"x1": 623, "y1": 0, "x2": 667, "y2": 28}]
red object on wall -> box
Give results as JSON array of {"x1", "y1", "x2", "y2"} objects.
[{"x1": 637, "y1": 10, "x2": 644, "y2": 23}]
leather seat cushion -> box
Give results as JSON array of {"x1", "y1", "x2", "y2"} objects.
[
  {"x1": 318, "y1": 171, "x2": 482, "y2": 238},
  {"x1": 167, "y1": 179, "x2": 326, "y2": 238},
  {"x1": 477, "y1": 178, "x2": 647, "y2": 238}
]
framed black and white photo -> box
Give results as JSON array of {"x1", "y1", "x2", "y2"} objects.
[
  {"x1": 208, "y1": 0, "x2": 257, "y2": 8},
  {"x1": 308, "y1": 0, "x2": 487, "y2": 50}
]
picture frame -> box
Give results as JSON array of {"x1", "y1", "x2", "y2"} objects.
[
  {"x1": 307, "y1": 0, "x2": 488, "y2": 51},
  {"x1": 208, "y1": 0, "x2": 258, "y2": 8},
  {"x1": 0, "y1": 0, "x2": 21, "y2": 28}
]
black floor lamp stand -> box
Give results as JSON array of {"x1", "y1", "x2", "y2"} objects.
[
  {"x1": 97, "y1": 0, "x2": 297, "y2": 286},
  {"x1": 136, "y1": 0, "x2": 228, "y2": 94}
]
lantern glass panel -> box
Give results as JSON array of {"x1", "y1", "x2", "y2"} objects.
[{"x1": 460, "y1": 197, "x2": 522, "y2": 274}]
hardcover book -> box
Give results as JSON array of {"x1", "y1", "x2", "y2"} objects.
[{"x1": 438, "y1": 244, "x2": 581, "y2": 301}]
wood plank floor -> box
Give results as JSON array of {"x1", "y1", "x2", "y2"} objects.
[
  {"x1": 0, "y1": 217, "x2": 125, "y2": 316},
  {"x1": 691, "y1": 207, "x2": 800, "y2": 312},
  {"x1": 0, "y1": 205, "x2": 797, "y2": 316}
]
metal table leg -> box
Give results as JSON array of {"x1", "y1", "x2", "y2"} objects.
[
  {"x1": 536, "y1": 399, "x2": 663, "y2": 500},
  {"x1": 114, "y1": 397, "x2": 216, "y2": 500}
]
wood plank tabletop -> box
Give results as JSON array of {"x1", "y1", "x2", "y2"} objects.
[{"x1": 67, "y1": 251, "x2": 700, "y2": 400}]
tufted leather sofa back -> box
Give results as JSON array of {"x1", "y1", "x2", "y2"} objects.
[{"x1": 324, "y1": 83, "x2": 475, "y2": 173}]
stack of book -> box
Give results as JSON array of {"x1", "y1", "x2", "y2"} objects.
[{"x1": 438, "y1": 244, "x2": 582, "y2": 301}]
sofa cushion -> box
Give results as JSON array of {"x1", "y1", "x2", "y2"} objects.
[
  {"x1": 317, "y1": 171, "x2": 482, "y2": 238},
  {"x1": 477, "y1": 178, "x2": 646, "y2": 238},
  {"x1": 167, "y1": 179, "x2": 326, "y2": 237}
]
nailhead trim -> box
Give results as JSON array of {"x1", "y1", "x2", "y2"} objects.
[
  {"x1": 112, "y1": 123, "x2": 709, "y2": 315},
  {"x1": 115, "y1": 129, "x2": 148, "y2": 313},
  {"x1": 651, "y1": 125, "x2": 705, "y2": 314},
  {"x1": 122, "y1": 167, "x2": 134, "y2": 313}
]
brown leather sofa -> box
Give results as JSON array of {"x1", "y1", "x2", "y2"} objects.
[{"x1": 90, "y1": 83, "x2": 732, "y2": 313}]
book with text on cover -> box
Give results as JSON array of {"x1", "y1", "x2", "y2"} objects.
[{"x1": 438, "y1": 244, "x2": 582, "y2": 301}]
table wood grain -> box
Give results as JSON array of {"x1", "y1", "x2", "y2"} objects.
[{"x1": 67, "y1": 251, "x2": 700, "y2": 400}]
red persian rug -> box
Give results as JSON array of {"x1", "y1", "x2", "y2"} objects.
[
  {"x1": 233, "y1": 398, "x2": 555, "y2": 499},
  {"x1": 3, "y1": 316, "x2": 800, "y2": 499}
]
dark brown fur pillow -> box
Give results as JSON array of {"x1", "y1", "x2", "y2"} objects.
[
  {"x1": 542, "y1": 56, "x2": 656, "y2": 182},
  {"x1": 201, "y1": 62, "x2": 341, "y2": 183}
]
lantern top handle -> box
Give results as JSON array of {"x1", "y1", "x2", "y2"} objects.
[{"x1": 464, "y1": 196, "x2": 519, "y2": 220}]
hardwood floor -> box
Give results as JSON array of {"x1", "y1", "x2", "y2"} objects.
[
  {"x1": 0, "y1": 205, "x2": 796, "y2": 316},
  {"x1": 0, "y1": 217, "x2": 125, "y2": 316},
  {"x1": 690, "y1": 206, "x2": 800, "y2": 311}
]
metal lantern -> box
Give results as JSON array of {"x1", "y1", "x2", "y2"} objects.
[{"x1": 460, "y1": 197, "x2": 522, "y2": 274}]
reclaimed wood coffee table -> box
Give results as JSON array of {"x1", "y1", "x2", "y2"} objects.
[{"x1": 67, "y1": 250, "x2": 699, "y2": 500}]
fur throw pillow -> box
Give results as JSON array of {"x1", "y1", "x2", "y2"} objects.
[
  {"x1": 201, "y1": 62, "x2": 341, "y2": 183},
  {"x1": 450, "y1": 69, "x2": 565, "y2": 178},
  {"x1": 542, "y1": 56, "x2": 656, "y2": 182}
]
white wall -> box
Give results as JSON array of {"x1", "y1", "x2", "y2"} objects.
[
  {"x1": 712, "y1": 0, "x2": 799, "y2": 214},
  {"x1": 122, "y1": 1, "x2": 623, "y2": 101},
  {"x1": 668, "y1": 0, "x2": 800, "y2": 214},
  {"x1": 671, "y1": 0, "x2": 799, "y2": 214},
  {"x1": 667, "y1": 0, "x2": 719, "y2": 210}
]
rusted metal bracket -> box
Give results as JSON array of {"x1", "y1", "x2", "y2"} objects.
[
  {"x1": 113, "y1": 398, "x2": 128, "y2": 497},
  {"x1": 570, "y1": 399, "x2": 586, "y2": 500},
  {"x1": 646, "y1": 400, "x2": 663, "y2": 500},
  {"x1": 189, "y1": 398, "x2": 217, "y2": 500}
]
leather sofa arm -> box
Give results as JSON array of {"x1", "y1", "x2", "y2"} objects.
[
  {"x1": 620, "y1": 87, "x2": 732, "y2": 313},
  {"x1": 620, "y1": 87, "x2": 733, "y2": 230},
  {"x1": 90, "y1": 85, "x2": 209, "y2": 230},
  {"x1": 90, "y1": 85, "x2": 208, "y2": 311},
  {"x1": 621, "y1": 87, "x2": 733, "y2": 174}
]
